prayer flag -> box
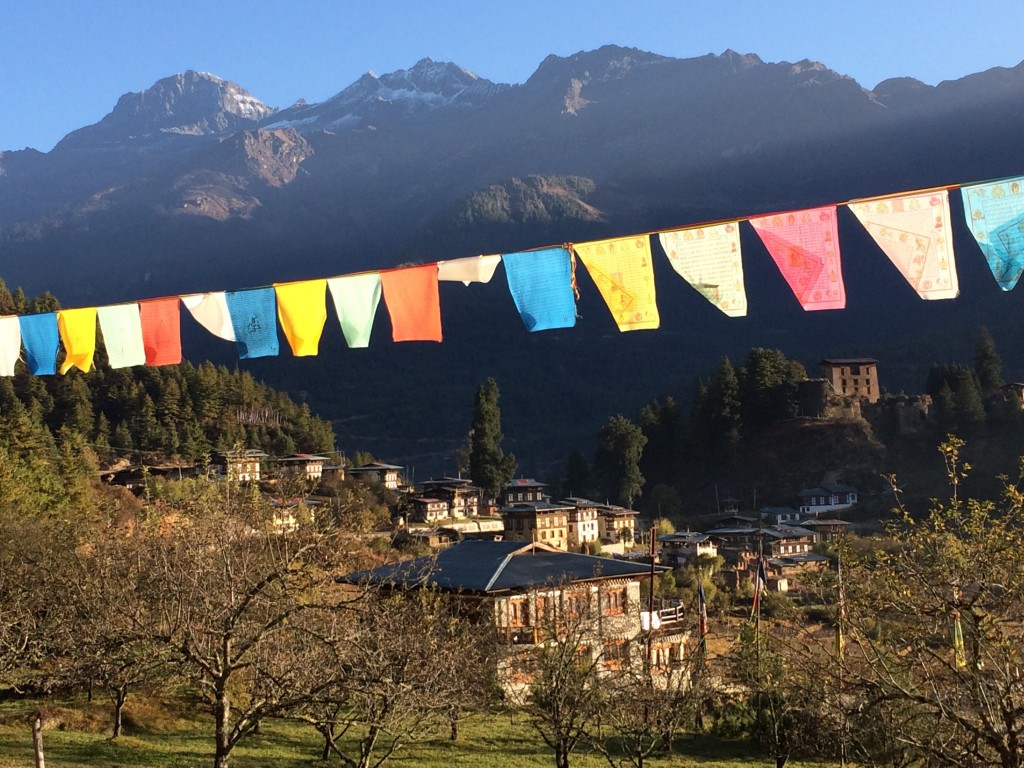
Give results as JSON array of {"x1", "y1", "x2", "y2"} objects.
[
  {"x1": 98, "y1": 304, "x2": 146, "y2": 369},
  {"x1": 573, "y1": 236, "x2": 660, "y2": 331},
  {"x1": 181, "y1": 292, "x2": 236, "y2": 341},
  {"x1": 751, "y1": 556, "x2": 768, "y2": 621},
  {"x1": 274, "y1": 279, "x2": 328, "y2": 356},
  {"x1": 748, "y1": 206, "x2": 846, "y2": 311},
  {"x1": 139, "y1": 297, "x2": 182, "y2": 366},
  {"x1": 952, "y1": 610, "x2": 966, "y2": 669},
  {"x1": 437, "y1": 254, "x2": 502, "y2": 285},
  {"x1": 659, "y1": 223, "x2": 747, "y2": 317},
  {"x1": 849, "y1": 190, "x2": 959, "y2": 300},
  {"x1": 836, "y1": 556, "x2": 847, "y2": 662},
  {"x1": 501, "y1": 247, "x2": 577, "y2": 332},
  {"x1": 225, "y1": 288, "x2": 279, "y2": 359},
  {"x1": 0, "y1": 316, "x2": 20, "y2": 377},
  {"x1": 327, "y1": 273, "x2": 381, "y2": 348},
  {"x1": 379, "y1": 264, "x2": 443, "y2": 343},
  {"x1": 961, "y1": 176, "x2": 1024, "y2": 290},
  {"x1": 19, "y1": 313, "x2": 59, "y2": 376},
  {"x1": 697, "y1": 576, "x2": 709, "y2": 659},
  {"x1": 57, "y1": 307, "x2": 98, "y2": 374}
]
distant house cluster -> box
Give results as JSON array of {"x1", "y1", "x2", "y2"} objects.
[{"x1": 657, "y1": 485, "x2": 856, "y2": 593}]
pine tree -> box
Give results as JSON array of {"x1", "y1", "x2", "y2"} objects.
[
  {"x1": 594, "y1": 414, "x2": 647, "y2": 508},
  {"x1": 974, "y1": 328, "x2": 1003, "y2": 397},
  {"x1": 468, "y1": 378, "x2": 516, "y2": 501}
]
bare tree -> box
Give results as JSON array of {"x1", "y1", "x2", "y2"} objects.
[
  {"x1": 143, "y1": 490, "x2": 350, "y2": 768},
  {"x1": 508, "y1": 586, "x2": 608, "y2": 768},
  {"x1": 838, "y1": 436, "x2": 1024, "y2": 768},
  {"x1": 313, "y1": 589, "x2": 493, "y2": 768}
]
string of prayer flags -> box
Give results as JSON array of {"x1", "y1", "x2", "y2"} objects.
[
  {"x1": 379, "y1": 264, "x2": 443, "y2": 343},
  {"x1": 19, "y1": 313, "x2": 59, "y2": 376},
  {"x1": 97, "y1": 304, "x2": 146, "y2": 369},
  {"x1": 573, "y1": 236, "x2": 660, "y2": 331},
  {"x1": 139, "y1": 298, "x2": 183, "y2": 366},
  {"x1": 849, "y1": 190, "x2": 959, "y2": 300},
  {"x1": 501, "y1": 247, "x2": 577, "y2": 332},
  {"x1": 749, "y1": 205, "x2": 846, "y2": 311},
  {"x1": 181, "y1": 292, "x2": 236, "y2": 341},
  {"x1": 327, "y1": 273, "x2": 381, "y2": 348},
  {"x1": 57, "y1": 307, "x2": 97, "y2": 374},
  {"x1": 0, "y1": 316, "x2": 20, "y2": 376},
  {"x1": 659, "y1": 223, "x2": 747, "y2": 317},
  {"x1": 225, "y1": 288, "x2": 279, "y2": 359},
  {"x1": 961, "y1": 176, "x2": 1024, "y2": 291},
  {"x1": 437, "y1": 254, "x2": 502, "y2": 285},
  {"x1": 274, "y1": 279, "x2": 328, "y2": 356}
]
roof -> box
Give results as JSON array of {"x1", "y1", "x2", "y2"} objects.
[
  {"x1": 505, "y1": 478, "x2": 548, "y2": 489},
  {"x1": 820, "y1": 358, "x2": 878, "y2": 365},
  {"x1": 349, "y1": 462, "x2": 403, "y2": 471},
  {"x1": 799, "y1": 484, "x2": 857, "y2": 496},
  {"x1": 342, "y1": 540, "x2": 663, "y2": 594},
  {"x1": 798, "y1": 518, "x2": 852, "y2": 528},
  {"x1": 658, "y1": 533, "x2": 710, "y2": 544},
  {"x1": 278, "y1": 454, "x2": 329, "y2": 463},
  {"x1": 501, "y1": 501, "x2": 573, "y2": 514}
]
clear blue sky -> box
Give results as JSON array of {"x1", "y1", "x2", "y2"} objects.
[{"x1": 3, "y1": 0, "x2": 1022, "y2": 152}]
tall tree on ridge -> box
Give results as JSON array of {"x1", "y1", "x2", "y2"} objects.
[{"x1": 468, "y1": 378, "x2": 516, "y2": 501}]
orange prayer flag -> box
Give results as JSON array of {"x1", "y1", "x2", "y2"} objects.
[
  {"x1": 379, "y1": 264, "x2": 443, "y2": 342},
  {"x1": 139, "y1": 297, "x2": 182, "y2": 366}
]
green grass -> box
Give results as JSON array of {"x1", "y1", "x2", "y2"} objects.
[{"x1": 0, "y1": 697, "x2": 839, "y2": 768}]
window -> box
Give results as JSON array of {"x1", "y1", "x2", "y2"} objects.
[
  {"x1": 850, "y1": 365, "x2": 861, "y2": 375},
  {"x1": 508, "y1": 599, "x2": 528, "y2": 627},
  {"x1": 509, "y1": 651, "x2": 539, "y2": 683},
  {"x1": 564, "y1": 590, "x2": 590, "y2": 622},
  {"x1": 601, "y1": 588, "x2": 627, "y2": 616},
  {"x1": 602, "y1": 640, "x2": 629, "y2": 670}
]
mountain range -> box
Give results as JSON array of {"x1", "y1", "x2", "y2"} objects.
[{"x1": 2, "y1": 45, "x2": 1024, "y2": 477}]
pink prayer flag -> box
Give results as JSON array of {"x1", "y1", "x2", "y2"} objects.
[
  {"x1": 139, "y1": 297, "x2": 182, "y2": 366},
  {"x1": 748, "y1": 206, "x2": 846, "y2": 311},
  {"x1": 379, "y1": 264, "x2": 443, "y2": 342}
]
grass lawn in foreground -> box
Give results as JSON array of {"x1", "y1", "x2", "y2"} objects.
[{"x1": 0, "y1": 696, "x2": 836, "y2": 767}]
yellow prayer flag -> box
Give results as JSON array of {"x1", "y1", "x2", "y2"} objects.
[
  {"x1": 274, "y1": 279, "x2": 328, "y2": 356},
  {"x1": 57, "y1": 307, "x2": 98, "y2": 374},
  {"x1": 573, "y1": 236, "x2": 660, "y2": 331}
]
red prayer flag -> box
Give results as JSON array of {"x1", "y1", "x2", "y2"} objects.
[
  {"x1": 379, "y1": 264, "x2": 443, "y2": 342},
  {"x1": 748, "y1": 206, "x2": 845, "y2": 311},
  {"x1": 139, "y1": 297, "x2": 182, "y2": 366}
]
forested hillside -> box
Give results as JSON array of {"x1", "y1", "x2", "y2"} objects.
[{"x1": 0, "y1": 281, "x2": 335, "y2": 465}]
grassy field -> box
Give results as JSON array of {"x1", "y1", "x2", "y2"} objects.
[{"x1": 0, "y1": 696, "x2": 836, "y2": 767}]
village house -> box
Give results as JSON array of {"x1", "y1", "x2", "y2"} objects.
[
  {"x1": 419, "y1": 477, "x2": 482, "y2": 519},
  {"x1": 501, "y1": 501, "x2": 571, "y2": 550},
  {"x1": 343, "y1": 540, "x2": 689, "y2": 694},
  {"x1": 275, "y1": 453, "x2": 329, "y2": 483},
  {"x1": 347, "y1": 462, "x2": 403, "y2": 490},
  {"x1": 213, "y1": 449, "x2": 268, "y2": 482},
  {"x1": 502, "y1": 478, "x2": 549, "y2": 505},
  {"x1": 657, "y1": 532, "x2": 718, "y2": 569},
  {"x1": 409, "y1": 496, "x2": 450, "y2": 524},
  {"x1": 595, "y1": 503, "x2": 640, "y2": 551},
  {"x1": 798, "y1": 484, "x2": 858, "y2": 516},
  {"x1": 798, "y1": 517, "x2": 852, "y2": 542},
  {"x1": 558, "y1": 497, "x2": 602, "y2": 551}
]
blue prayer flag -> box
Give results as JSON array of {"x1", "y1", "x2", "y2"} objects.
[
  {"x1": 501, "y1": 247, "x2": 577, "y2": 332},
  {"x1": 225, "y1": 288, "x2": 279, "y2": 359},
  {"x1": 19, "y1": 313, "x2": 59, "y2": 375},
  {"x1": 962, "y1": 177, "x2": 1024, "y2": 290}
]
